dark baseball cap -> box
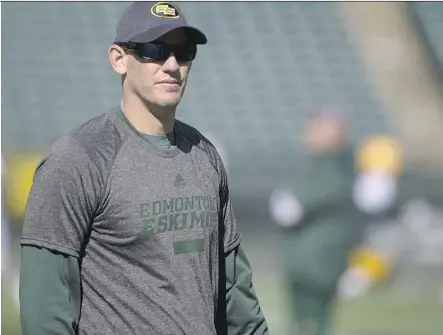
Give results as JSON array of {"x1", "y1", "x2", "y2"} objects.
[{"x1": 114, "y1": 1, "x2": 207, "y2": 45}]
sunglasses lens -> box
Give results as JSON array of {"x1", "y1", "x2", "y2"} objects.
[
  {"x1": 135, "y1": 43, "x2": 196, "y2": 62},
  {"x1": 174, "y1": 44, "x2": 197, "y2": 61}
]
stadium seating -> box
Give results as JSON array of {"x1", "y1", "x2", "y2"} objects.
[
  {"x1": 2, "y1": 2, "x2": 387, "y2": 178},
  {"x1": 412, "y1": 2, "x2": 443, "y2": 70}
]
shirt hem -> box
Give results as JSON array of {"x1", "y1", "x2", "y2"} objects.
[{"x1": 20, "y1": 238, "x2": 80, "y2": 258}]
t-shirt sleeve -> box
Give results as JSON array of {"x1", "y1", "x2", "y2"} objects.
[
  {"x1": 21, "y1": 141, "x2": 102, "y2": 258},
  {"x1": 219, "y1": 158, "x2": 241, "y2": 254}
]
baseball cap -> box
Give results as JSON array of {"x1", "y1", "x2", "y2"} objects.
[{"x1": 114, "y1": 1, "x2": 207, "y2": 45}]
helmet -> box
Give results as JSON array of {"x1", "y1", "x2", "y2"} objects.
[{"x1": 356, "y1": 135, "x2": 403, "y2": 176}]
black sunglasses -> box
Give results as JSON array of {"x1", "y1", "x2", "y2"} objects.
[{"x1": 118, "y1": 41, "x2": 197, "y2": 62}]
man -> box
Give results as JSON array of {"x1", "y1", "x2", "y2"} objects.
[
  {"x1": 269, "y1": 110, "x2": 359, "y2": 335},
  {"x1": 19, "y1": 2, "x2": 269, "y2": 335}
]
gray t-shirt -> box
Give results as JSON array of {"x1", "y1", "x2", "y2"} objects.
[{"x1": 21, "y1": 107, "x2": 241, "y2": 335}]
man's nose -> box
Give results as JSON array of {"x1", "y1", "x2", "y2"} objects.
[{"x1": 162, "y1": 53, "x2": 180, "y2": 72}]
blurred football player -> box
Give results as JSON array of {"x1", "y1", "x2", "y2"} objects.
[
  {"x1": 270, "y1": 110, "x2": 359, "y2": 335},
  {"x1": 338, "y1": 135, "x2": 402, "y2": 299}
]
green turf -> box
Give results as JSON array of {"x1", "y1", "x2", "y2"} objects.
[
  {"x1": 2, "y1": 281, "x2": 21, "y2": 335},
  {"x1": 3, "y1": 267, "x2": 443, "y2": 335},
  {"x1": 252, "y1": 268, "x2": 443, "y2": 335},
  {"x1": 334, "y1": 297, "x2": 443, "y2": 334}
]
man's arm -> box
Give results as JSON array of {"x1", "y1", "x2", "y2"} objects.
[
  {"x1": 20, "y1": 247, "x2": 81, "y2": 335},
  {"x1": 225, "y1": 246, "x2": 269, "y2": 335},
  {"x1": 20, "y1": 139, "x2": 102, "y2": 333},
  {"x1": 213, "y1": 146, "x2": 269, "y2": 335}
]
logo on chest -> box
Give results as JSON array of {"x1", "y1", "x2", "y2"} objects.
[
  {"x1": 173, "y1": 173, "x2": 186, "y2": 187},
  {"x1": 139, "y1": 195, "x2": 218, "y2": 237}
]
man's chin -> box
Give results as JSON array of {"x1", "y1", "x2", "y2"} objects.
[{"x1": 156, "y1": 94, "x2": 182, "y2": 108}]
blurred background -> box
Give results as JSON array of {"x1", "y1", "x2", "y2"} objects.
[{"x1": 2, "y1": 2, "x2": 443, "y2": 334}]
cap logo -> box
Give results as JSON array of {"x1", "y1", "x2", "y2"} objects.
[{"x1": 151, "y1": 2, "x2": 179, "y2": 19}]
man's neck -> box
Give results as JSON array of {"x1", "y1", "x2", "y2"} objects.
[{"x1": 120, "y1": 95, "x2": 176, "y2": 135}]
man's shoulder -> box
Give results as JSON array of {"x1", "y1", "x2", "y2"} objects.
[
  {"x1": 175, "y1": 120, "x2": 216, "y2": 152},
  {"x1": 176, "y1": 120, "x2": 224, "y2": 174},
  {"x1": 46, "y1": 111, "x2": 126, "y2": 172},
  {"x1": 70, "y1": 111, "x2": 124, "y2": 146}
]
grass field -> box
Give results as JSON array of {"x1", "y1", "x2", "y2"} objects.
[
  {"x1": 253, "y1": 275, "x2": 443, "y2": 335},
  {"x1": 3, "y1": 274, "x2": 441, "y2": 335},
  {"x1": 3, "y1": 232, "x2": 443, "y2": 335},
  {"x1": 2, "y1": 270, "x2": 443, "y2": 335},
  {"x1": 250, "y1": 260, "x2": 443, "y2": 335},
  {"x1": 2, "y1": 281, "x2": 21, "y2": 335},
  {"x1": 240, "y1": 225, "x2": 443, "y2": 335}
]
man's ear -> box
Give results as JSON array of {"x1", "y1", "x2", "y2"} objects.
[{"x1": 109, "y1": 44, "x2": 127, "y2": 75}]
